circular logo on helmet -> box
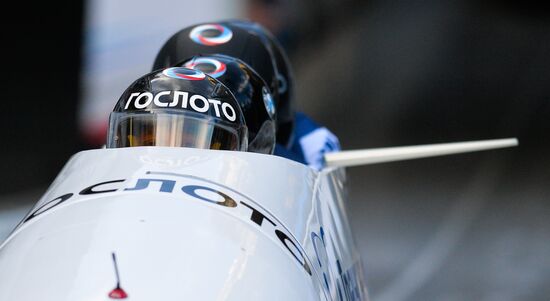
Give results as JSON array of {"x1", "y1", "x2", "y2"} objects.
[
  {"x1": 184, "y1": 57, "x2": 227, "y2": 78},
  {"x1": 189, "y1": 24, "x2": 233, "y2": 46},
  {"x1": 162, "y1": 67, "x2": 206, "y2": 80},
  {"x1": 262, "y1": 87, "x2": 276, "y2": 118}
]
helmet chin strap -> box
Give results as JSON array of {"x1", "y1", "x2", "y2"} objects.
[{"x1": 324, "y1": 138, "x2": 519, "y2": 168}]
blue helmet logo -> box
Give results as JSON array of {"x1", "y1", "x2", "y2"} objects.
[
  {"x1": 189, "y1": 24, "x2": 233, "y2": 46},
  {"x1": 162, "y1": 67, "x2": 206, "y2": 81}
]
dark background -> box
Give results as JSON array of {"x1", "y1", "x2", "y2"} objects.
[
  {"x1": 2, "y1": 1, "x2": 549, "y2": 300},
  {"x1": 2, "y1": 1, "x2": 84, "y2": 193}
]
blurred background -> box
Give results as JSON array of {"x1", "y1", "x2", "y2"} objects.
[{"x1": 1, "y1": 0, "x2": 549, "y2": 300}]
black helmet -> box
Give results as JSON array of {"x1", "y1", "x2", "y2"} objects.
[
  {"x1": 177, "y1": 54, "x2": 276, "y2": 154},
  {"x1": 152, "y1": 22, "x2": 279, "y2": 107},
  {"x1": 106, "y1": 67, "x2": 247, "y2": 151},
  {"x1": 225, "y1": 20, "x2": 296, "y2": 148}
]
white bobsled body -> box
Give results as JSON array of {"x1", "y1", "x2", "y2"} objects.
[{"x1": 0, "y1": 147, "x2": 368, "y2": 301}]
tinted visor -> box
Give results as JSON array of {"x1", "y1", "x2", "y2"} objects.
[{"x1": 107, "y1": 111, "x2": 243, "y2": 151}]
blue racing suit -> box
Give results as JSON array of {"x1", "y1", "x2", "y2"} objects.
[{"x1": 274, "y1": 112, "x2": 341, "y2": 170}]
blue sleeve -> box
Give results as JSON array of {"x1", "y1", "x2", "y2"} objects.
[
  {"x1": 273, "y1": 143, "x2": 306, "y2": 163},
  {"x1": 273, "y1": 112, "x2": 341, "y2": 170}
]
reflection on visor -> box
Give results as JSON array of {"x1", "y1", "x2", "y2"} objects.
[{"x1": 107, "y1": 112, "x2": 240, "y2": 151}]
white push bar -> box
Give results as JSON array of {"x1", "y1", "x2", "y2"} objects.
[{"x1": 324, "y1": 138, "x2": 518, "y2": 168}]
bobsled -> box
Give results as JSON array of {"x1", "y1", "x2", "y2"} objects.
[{"x1": 0, "y1": 139, "x2": 517, "y2": 301}]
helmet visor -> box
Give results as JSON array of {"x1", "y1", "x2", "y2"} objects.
[{"x1": 107, "y1": 111, "x2": 243, "y2": 151}]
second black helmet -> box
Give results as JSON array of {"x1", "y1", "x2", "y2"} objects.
[{"x1": 177, "y1": 54, "x2": 277, "y2": 154}]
